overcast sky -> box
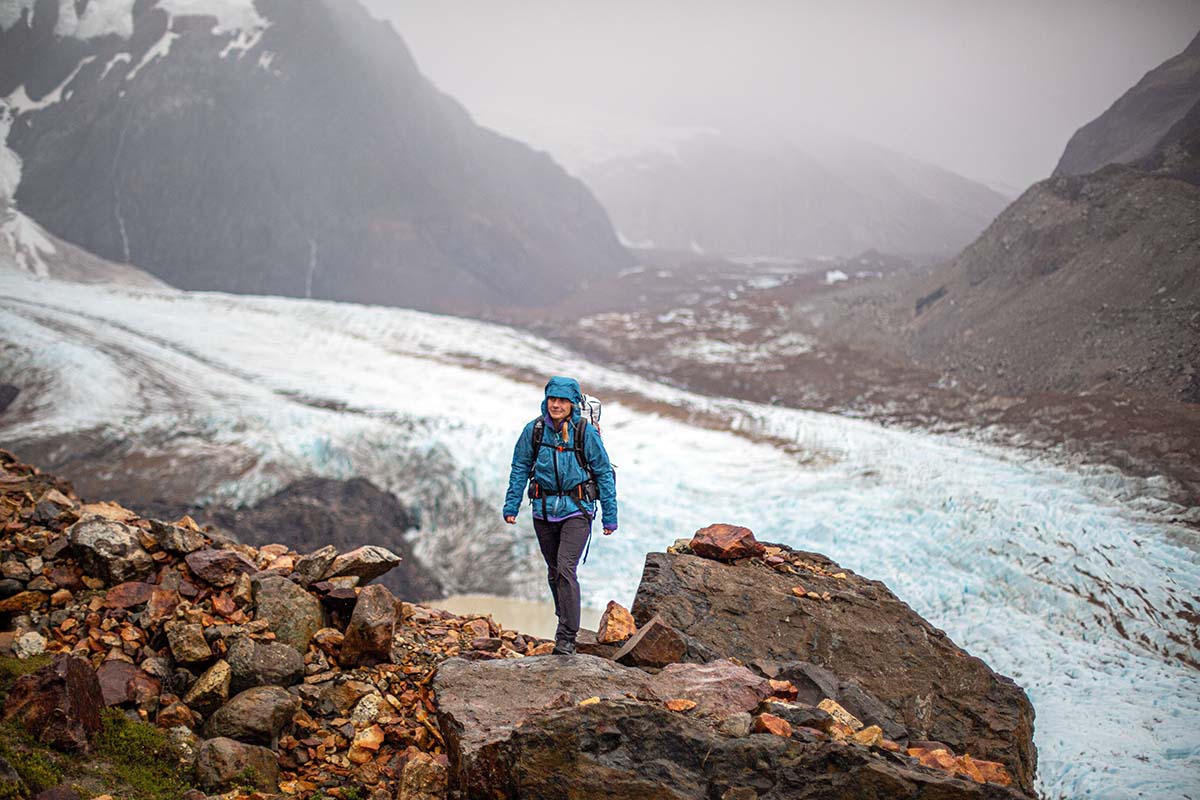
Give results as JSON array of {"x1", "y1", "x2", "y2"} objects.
[{"x1": 361, "y1": 0, "x2": 1200, "y2": 191}]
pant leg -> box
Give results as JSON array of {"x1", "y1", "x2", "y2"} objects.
[
  {"x1": 553, "y1": 516, "x2": 592, "y2": 642},
  {"x1": 532, "y1": 518, "x2": 562, "y2": 620}
]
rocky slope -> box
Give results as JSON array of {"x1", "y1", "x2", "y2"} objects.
[
  {"x1": 1055, "y1": 31, "x2": 1200, "y2": 177},
  {"x1": 578, "y1": 129, "x2": 1010, "y2": 260},
  {"x1": 0, "y1": 454, "x2": 1035, "y2": 798},
  {"x1": 0, "y1": 0, "x2": 630, "y2": 313}
]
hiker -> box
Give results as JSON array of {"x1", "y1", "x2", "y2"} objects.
[{"x1": 503, "y1": 376, "x2": 618, "y2": 655}]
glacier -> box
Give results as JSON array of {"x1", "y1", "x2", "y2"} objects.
[{"x1": 0, "y1": 270, "x2": 1197, "y2": 799}]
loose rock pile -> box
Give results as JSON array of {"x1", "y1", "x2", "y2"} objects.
[{"x1": 0, "y1": 453, "x2": 1037, "y2": 800}]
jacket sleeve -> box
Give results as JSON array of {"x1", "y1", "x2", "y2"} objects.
[
  {"x1": 503, "y1": 422, "x2": 535, "y2": 519},
  {"x1": 584, "y1": 424, "x2": 618, "y2": 529}
]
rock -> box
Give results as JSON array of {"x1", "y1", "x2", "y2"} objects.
[
  {"x1": 631, "y1": 549, "x2": 1037, "y2": 793},
  {"x1": 144, "y1": 588, "x2": 180, "y2": 625},
  {"x1": 715, "y1": 712, "x2": 752, "y2": 737},
  {"x1": 226, "y1": 636, "x2": 304, "y2": 692},
  {"x1": 752, "y1": 712, "x2": 792, "y2": 737},
  {"x1": 398, "y1": 750, "x2": 448, "y2": 800},
  {"x1": 204, "y1": 685, "x2": 300, "y2": 746},
  {"x1": 67, "y1": 517, "x2": 153, "y2": 584},
  {"x1": 775, "y1": 661, "x2": 840, "y2": 706},
  {"x1": 434, "y1": 654, "x2": 656, "y2": 782},
  {"x1": 689, "y1": 523, "x2": 765, "y2": 561},
  {"x1": 852, "y1": 724, "x2": 884, "y2": 747},
  {"x1": 440, "y1": 693, "x2": 1029, "y2": 800},
  {"x1": 13, "y1": 631, "x2": 46, "y2": 659},
  {"x1": 0, "y1": 591, "x2": 46, "y2": 614},
  {"x1": 758, "y1": 701, "x2": 832, "y2": 732},
  {"x1": 194, "y1": 737, "x2": 279, "y2": 792},
  {"x1": 157, "y1": 701, "x2": 195, "y2": 729},
  {"x1": 0, "y1": 579, "x2": 23, "y2": 599},
  {"x1": 347, "y1": 723, "x2": 384, "y2": 763},
  {"x1": 185, "y1": 549, "x2": 257, "y2": 587},
  {"x1": 96, "y1": 660, "x2": 160, "y2": 707},
  {"x1": 148, "y1": 519, "x2": 207, "y2": 554},
  {"x1": 165, "y1": 725, "x2": 202, "y2": 770},
  {"x1": 31, "y1": 787, "x2": 82, "y2": 800},
  {"x1": 666, "y1": 698, "x2": 697, "y2": 712},
  {"x1": 2, "y1": 655, "x2": 103, "y2": 752},
  {"x1": 183, "y1": 660, "x2": 231, "y2": 717},
  {"x1": 818, "y1": 698, "x2": 863, "y2": 731},
  {"x1": 350, "y1": 692, "x2": 382, "y2": 726},
  {"x1": 293, "y1": 545, "x2": 338, "y2": 586},
  {"x1": 252, "y1": 574, "x2": 324, "y2": 654},
  {"x1": 320, "y1": 680, "x2": 377, "y2": 714},
  {"x1": 165, "y1": 622, "x2": 212, "y2": 664},
  {"x1": 575, "y1": 628, "x2": 620, "y2": 659},
  {"x1": 324, "y1": 545, "x2": 402, "y2": 586},
  {"x1": 340, "y1": 583, "x2": 396, "y2": 666},
  {"x1": 102, "y1": 582, "x2": 154, "y2": 609},
  {"x1": 596, "y1": 600, "x2": 637, "y2": 643},
  {"x1": 613, "y1": 614, "x2": 687, "y2": 668},
  {"x1": 650, "y1": 660, "x2": 771, "y2": 718}
]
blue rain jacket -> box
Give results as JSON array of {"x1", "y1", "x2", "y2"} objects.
[{"x1": 503, "y1": 376, "x2": 618, "y2": 529}]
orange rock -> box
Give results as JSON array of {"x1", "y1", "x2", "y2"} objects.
[
  {"x1": 211, "y1": 592, "x2": 237, "y2": 618},
  {"x1": 790, "y1": 585, "x2": 807, "y2": 597},
  {"x1": 596, "y1": 600, "x2": 637, "y2": 643},
  {"x1": 690, "y1": 523, "x2": 766, "y2": 561},
  {"x1": 972, "y1": 758, "x2": 1013, "y2": 786},
  {"x1": 908, "y1": 747, "x2": 959, "y2": 772},
  {"x1": 665, "y1": 698, "x2": 697, "y2": 712},
  {"x1": 768, "y1": 679, "x2": 798, "y2": 700},
  {"x1": 817, "y1": 698, "x2": 863, "y2": 731},
  {"x1": 464, "y1": 618, "x2": 491, "y2": 639},
  {"x1": 80, "y1": 501, "x2": 137, "y2": 522},
  {"x1": 880, "y1": 739, "x2": 902, "y2": 752},
  {"x1": 957, "y1": 754, "x2": 985, "y2": 784},
  {"x1": 0, "y1": 591, "x2": 46, "y2": 614},
  {"x1": 752, "y1": 712, "x2": 792, "y2": 737},
  {"x1": 578, "y1": 696, "x2": 601, "y2": 706},
  {"x1": 851, "y1": 724, "x2": 883, "y2": 747}
]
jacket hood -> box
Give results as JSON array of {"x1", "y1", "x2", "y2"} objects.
[{"x1": 541, "y1": 376, "x2": 582, "y2": 423}]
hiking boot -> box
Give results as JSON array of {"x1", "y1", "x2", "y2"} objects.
[{"x1": 551, "y1": 639, "x2": 577, "y2": 656}]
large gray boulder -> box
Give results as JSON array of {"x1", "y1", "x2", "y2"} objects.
[
  {"x1": 226, "y1": 636, "x2": 305, "y2": 693},
  {"x1": 252, "y1": 575, "x2": 323, "y2": 654},
  {"x1": 631, "y1": 547, "x2": 1037, "y2": 795},
  {"x1": 324, "y1": 545, "x2": 402, "y2": 585},
  {"x1": 204, "y1": 685, "x2": 300, "y2": 746},
  {"x1": 66, "y1": 517, "x2": 152, "y2": 584},
  {"x1": 194, "y1": 737, "x2": 279, "y2": 793}
]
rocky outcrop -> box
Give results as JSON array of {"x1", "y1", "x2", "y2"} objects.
[
  {"x1": 631, "y1": 540, "x2": 1037, "y2": 794},
  {"x1": 2, "y1": 655, "x2": 103, "y2": 753}
]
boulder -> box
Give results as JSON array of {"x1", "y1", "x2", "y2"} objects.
[
  {"x1": 650, "y1": 660, "x2": 771, "y2": 719},
  {"x1": 204, "y1": 685, "x2": 300, "y2": 745},
  {"x1": 689, "y1": 523, "x2": 765, "y2": 561},
  {"x1": 148, "y1": 519, "x2": 206, "y2": 555},
  {"x1": 185, "y1": 549, "x2": 257, "y2": 587},
  {"x1": 165, "y1": 621, "x2": 212, "y2": 664},
  {"x1": 323, "y1": 545, "x2": 402, "y2": 585},
  {"x1": 631, "y1": 549, "x2": 1038, "y2": 794},
  {"x1": 0, "y1": 591, "x2": 46, "y2": 614},
  {"x1": 2, "y1": 655, "x2": 103, "y2": 752},
  {"x1": 398, "y1": 750, "x2": 449, "y2": 800},
  {"x1": 252, "y1": 574, "x2": 324, "y2": 654},
  {"x1": 183, "y1": 659, "x2": 232, "y2": 717},
  {"x1": 440, "y1": 694, "x2": 1030, "y2": 799},
  {"x1": 66, "y1": 517, "x2": 152, "y2": 584},
  {"x1": 613, "y1": 615, "x2": 687, "y2": 668},
  {"x1": 226, "y1": 636, "x2": 304, "y2": 692},
  {"x1": 194, "y1": 737, "x2": 279, "y2": 792},
  {"x1": 340, "y1": 584, "x2": 396, "y2": 666},
  {"x1": 575, "y1": 628, "x2": 620, "y2": 659},
  {"x1": 293, "y1": 545, "x2": 338, "y2": 586},
  {"x1": 597, "y1": 600, "x2": 636, "y2": 643},
  {"x1": 95, "y1": 660, "x2": 160, "y2": 707}
]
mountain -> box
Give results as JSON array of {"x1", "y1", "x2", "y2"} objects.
[
  {"x1": 1054, "y1": 32, "x2": 1200, "y2": 177},
  {"x1": 889, "y1": 46, "x2": 1200, "y2": 404},
  {"x1": 0, "y1": 0, "x2": 631, "y2": 313},
  {"x1": 568, "y1": 128, "x2": 1010, "y2": 260}
]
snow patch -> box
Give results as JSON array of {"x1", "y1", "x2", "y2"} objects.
[
  {"x1": 4, "y1": 56, "x2": 97, "y2": 116},
  {"x1": 100, "y1": 52, "x2": 132, "y2": 81},
  {"x1": 824, "y1": 269, "x2": 849, "y2": 285},
  {"x1": 0, "y1": 105, "x2": 20, "y2": 205},
  {"x1": 157, "y1": 0, "x2": 266, "y2": 35},
  {"x1": 1, "y1": 211, "x2": 58, "y2": 277},
  {"x1": 218, "y1": 27, "x2": 263, "y2": 58},
  {"x1": 0, "y1": 0, "x2": 36, "y2": 31},
  {"x1": 256, "y1": 50, "x2": 275, "y2": 72},
  {"x1": 127, "y1": 31, "x2": 179, "y2": 81}
]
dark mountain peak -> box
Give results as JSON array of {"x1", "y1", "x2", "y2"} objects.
[{"x1": 2, "y1": 0, "x2": 630, "y2": 313}]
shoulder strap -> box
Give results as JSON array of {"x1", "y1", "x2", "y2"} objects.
[
  {"x1": 530, "y1": 418, "x2": 544, "y2": 478},
  {"x1": 573, "y1": 419, "x2": 591, "y2": 473}
]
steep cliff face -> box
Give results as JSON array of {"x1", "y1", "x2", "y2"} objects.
[
  {"x1": 1054, "y1": 32, "x2": 1200, "y2": 177},
  {"x1": 0, "y1": 0, "x2": 631, "y2": 313}
]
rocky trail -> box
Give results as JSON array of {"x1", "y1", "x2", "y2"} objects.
[{"x1": 0, "y1": 451, "x2": 1038, "y2": 799}]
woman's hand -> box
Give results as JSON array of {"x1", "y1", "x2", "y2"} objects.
[
  {"x1": 504, "y1": 516, "x2": 517, "y2": 524},
  {"x1": 603, "y1": 527, "x2": 616, "y2": 536}
]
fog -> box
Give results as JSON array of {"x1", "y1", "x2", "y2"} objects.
[{"x1": 361, "y1": 0, "x2": 1200, "y2": 191}]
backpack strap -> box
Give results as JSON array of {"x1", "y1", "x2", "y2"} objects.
[{"x1": 573, "y1": 419, "x2": 591, "y2": 474}]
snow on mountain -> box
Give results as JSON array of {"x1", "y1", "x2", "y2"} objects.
[{"x1": 0, "y1": 269, "x2": 1196, "y2": 798}]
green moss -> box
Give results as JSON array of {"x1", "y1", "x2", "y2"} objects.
[
  {"x1": 9, "y1": 749, "x2": 61, "y2": 793},
  {"x1": 0, "y1": 654, "x2": 53, "y2": 701},
  {"x1": 91, "y1": 710, "x2": 194, "y2": 800}
]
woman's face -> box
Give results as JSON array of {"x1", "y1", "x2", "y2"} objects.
[{"x1": 547, "y1": 396, "x2": 572, "y2": 423}]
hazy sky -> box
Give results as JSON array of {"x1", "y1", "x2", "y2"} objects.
[{"x1": 362, "y1": 0, "x2": 1200, "y2": 190}]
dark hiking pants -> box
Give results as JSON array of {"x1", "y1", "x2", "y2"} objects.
[{"x1": 533, "y1": 516, "x2": 591, "y2": 643}]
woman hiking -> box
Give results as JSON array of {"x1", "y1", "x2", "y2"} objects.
[{"x1": 503, "y1": 376, "x2": 618, "y2": 655}]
